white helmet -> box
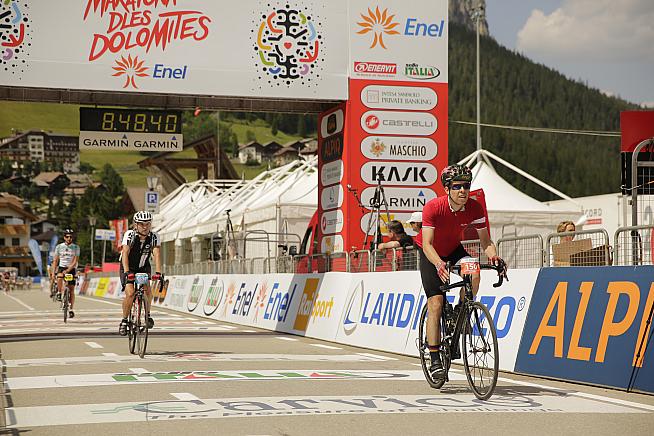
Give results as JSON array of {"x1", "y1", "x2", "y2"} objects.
[{"x1": 133, "y1": 210, "x2": 153, "y2": 223}]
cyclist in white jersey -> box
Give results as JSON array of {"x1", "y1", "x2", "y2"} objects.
[
  {"x1": 118, "y1": 211, "x2": 163, "y2": 336},
  {"x1": 51, "y1": 228, "x2": 80, "y2": 319}
]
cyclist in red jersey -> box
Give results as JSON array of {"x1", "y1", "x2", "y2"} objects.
[{"x1": 415, "y1": 164, "x2": 506, "y2": 378}]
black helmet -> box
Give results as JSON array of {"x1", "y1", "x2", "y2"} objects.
[
  {"x1": 440, "y1": 164, "x2": 472, "y2": 188},
  {"x1": 63, "y1": 228, "x2": 74, "y2": 236}
]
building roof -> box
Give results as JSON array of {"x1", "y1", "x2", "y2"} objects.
[
  {"x1": 33, "y1": 172, "x2": 68, "y2": 186},
  {"x1": 273, "y1": 146, "x2": 299, "y2": 157},
  {"x1": 238, "y1": 141, "x2": 263, "y2": 151},
  {"x1": 0, "y1": 193, "x2": 38, "y2": 221},
  {"x1": 125, "y1": 187, "x2": 147, "y2": 211}
]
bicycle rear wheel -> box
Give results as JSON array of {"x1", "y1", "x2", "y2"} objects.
[
  {"x1": 135, "y1": 294, "x2": 149, "y2": 358},
  {"x1": 62, "y1": 289, "x2": 69, "y2": 323},
  {"x1": 418, "y1": 304, "x2": 448, "y2": 389},
  {"x1": 128, "y1": 298, "x2": 137, "y2": 354},
  {"x1": 462, "y1": 301, "x2": 499, "y2": 400}
]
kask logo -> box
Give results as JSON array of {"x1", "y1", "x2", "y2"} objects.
[{"x1": 356, "y1": 7, "x2": 400, "y2": 49}]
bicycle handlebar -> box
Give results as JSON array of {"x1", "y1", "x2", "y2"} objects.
[{"x1": 439, "y1": 263, "x2": 508, "y2": 292}]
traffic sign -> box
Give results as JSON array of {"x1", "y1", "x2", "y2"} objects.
[
  {"x1": 95, "y1": 229, "x2": 116, "y2": 241},
  {"x1": 145, "y1": 191, "x2": 160, "y2": 213}
]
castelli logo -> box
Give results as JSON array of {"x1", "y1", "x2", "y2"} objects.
[{"x1": 364, "y1": 114, "x2": 380, "y2": 130}]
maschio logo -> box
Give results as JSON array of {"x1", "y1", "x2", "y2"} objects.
[
  {"x1": 342, "y1": 280, "x2": 365, "y2": 335},
  {"x1": 203, "y1": 278, "x2": 225, "y2": 316},
  {"x1": 404, "y1": 63, "x2": 440, "y2": 80},
  {"x1": 187, "y1": 276, "x2": 204, "y2": 312},
  {"x1": 0, "y1": 0, "x2": 31, "y2": 78},
  {"x1": 356, "y1": 7, "x2": 400, "y2": 49},
  {"x1": 253, "y1": 6, "x2": 323, "y2": 88}
]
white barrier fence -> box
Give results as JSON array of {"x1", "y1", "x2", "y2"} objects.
[{"x1": 81, "y1": 269, "x2": 540, "y2": 372}]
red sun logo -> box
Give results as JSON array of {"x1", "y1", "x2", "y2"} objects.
[{"x1": 112, "y1": 54, "x2": 149, "y2": 89}]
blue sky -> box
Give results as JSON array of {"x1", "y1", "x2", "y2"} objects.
[{"x1": 486, "y1": 0, "x2": 654, "y2": 107}]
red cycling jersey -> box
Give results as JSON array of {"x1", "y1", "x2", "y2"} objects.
[{"x1": 415, "y1": 195, "x2": 487, "y2": 256}]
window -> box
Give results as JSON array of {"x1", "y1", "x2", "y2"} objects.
[
  {"x1": 0, "y1": 238, "x2": 5, "y2": 246},
  {"x1": 12, "y1": 238, "x2": 20, "y2": 246}
]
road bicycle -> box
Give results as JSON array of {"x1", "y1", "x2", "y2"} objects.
[
  {"x1": 49, "y1": 277, "x2": 58, "y2": 302},
  {"x1": 61, "y1": 273, "x2": 75, "y2": 323},
  {"x1": 417, "y1": 258, "x2": 507, "y2": 400},
  {"x1": 127, "y1": 273, "x2": 155, "y2": 358}
]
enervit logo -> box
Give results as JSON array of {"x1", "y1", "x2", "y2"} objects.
[
  {"x1": 203, "y1": 277, "x2": 225, "y2": 316},
  {"x1": 361, "y1": 84, "x2": 437, "y2": 111},
  {"x1": 293, "y1": 278, "x2": 321, "y2": 331},
  {"x1": 356, "y1": 7, "x2": 400, "y2": 49},
  {"x1": 360, "y1": 161, "x2": 438, "y2": 185},
  {"x1": 353, "y1": 62, "x2": 397, "y2": 74},
  {"x1": 361, "y1": 187, "x2": 436, "y2": 211},
  {"x1": 360, "y1": 111, "x2": 437, "y2": 135},
  {"x1": 187, "y1": 276, "x2": 204, "y2": 312},
  {"x1": 361, "y1": 136, "x2": 437, "y2": 161},
  {"x1": 342, "y1": 280, "x2": 365, "y2": 335},
  {"x1": 404, "y1": 63, "x2": 441, "y2": 80}
]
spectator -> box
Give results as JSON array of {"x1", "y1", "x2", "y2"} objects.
[
  {"x1": 378, "y1": 220, "x2": 414, "y2": 250},
  {"x1": 407, "y1": 211, "x2": 422, "y2": 234},
  {"x1": 557, "y1": 220, "x2": 576, "y2": 242}
]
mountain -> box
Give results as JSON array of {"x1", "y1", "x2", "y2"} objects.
[
  {"x1": 447, "y1": 22, "x2": 636, "y2": 200},
  {"x1": 449, "y1": 0, "x2": 489, "y2": 35}
]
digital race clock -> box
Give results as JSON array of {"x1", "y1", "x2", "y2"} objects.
[{"x1": 79, "y1": 107, "x2": 182, "y2": 134}]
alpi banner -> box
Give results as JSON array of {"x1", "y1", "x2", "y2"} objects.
[
  {"x1": 515, "y1": 267, "x2": 654, "y2": 394},
  {"x1": 0, "y1": 0, "x2": 448, "y2": 100}
]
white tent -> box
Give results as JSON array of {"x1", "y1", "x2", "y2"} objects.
[
  {"x1": 470, "y1": 160, "x2": 583, "y2": 240},
  {"x1": 154, "y1": 156, "x2": 318, "y2": 261}
]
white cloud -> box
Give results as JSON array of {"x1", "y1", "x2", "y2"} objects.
[{"x1": 516, "y1": 0, "x2": 654, "y2": 62}]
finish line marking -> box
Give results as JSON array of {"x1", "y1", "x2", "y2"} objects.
[
  {"x1": 5, "y1": 393, "x2": 651, "y2": 428},
  {"x1": 85, "y1": 342, "x2": 103, "y2": 349}
]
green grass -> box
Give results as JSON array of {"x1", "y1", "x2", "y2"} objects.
[{"x1": 0, "y1": 102, "x2": 304, "y2": 186}]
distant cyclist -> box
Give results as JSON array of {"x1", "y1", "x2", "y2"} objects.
[
  {"x1": 416, "y1": 164, "x2": 506, "y2": 378},
  {"x1": 51, "y1": 228, "x2": 80, "y2": 319},
  {"x1": 118, "y1": 210, "x2": 163, "y2": 336}
]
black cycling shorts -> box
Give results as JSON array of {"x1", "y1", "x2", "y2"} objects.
[
  {"x1": 57, "y1": 266, "x2": 77, "y2": 285},
  {"x1": 120, "y1": 263, "x2": 151, "y2": 288},
  {"x1": 418, "y1": 244, "x2": 470, "y2": 298}
]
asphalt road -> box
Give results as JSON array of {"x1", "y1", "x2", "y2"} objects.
[{"x1": 1, "y1": 288, "x2": 653, "y2": 435}]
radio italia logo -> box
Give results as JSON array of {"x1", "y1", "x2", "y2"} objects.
[
  {"x1": 112, "y1": 54, "x2": 149, "y2": 89},
  {"x1": 356, "y1": 7, "x2": 399, "y2": 49}
]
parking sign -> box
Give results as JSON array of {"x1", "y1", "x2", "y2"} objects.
[{"x1": 145, "y1": 191, "x2": 160, "y2": 213}]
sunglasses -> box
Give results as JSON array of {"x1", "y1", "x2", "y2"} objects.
[
  {"x1": 64, "y1": 235, "x2": 72, "y2": 238},
  {"x1": 450, "y1": 182, "x2": 471, "y2": 191}
]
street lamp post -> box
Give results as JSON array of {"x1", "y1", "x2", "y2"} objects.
[
  {"x1": 471, "y1": 3, "x2": 485, "y2": 163},
  {"x1": 89, "y1": 216, "x2": 97, "y2": 268}
]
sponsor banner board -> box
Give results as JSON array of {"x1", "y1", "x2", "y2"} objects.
[
  {"x1": 320, "y1": 235, "x2": 345, "y2": 254},
  {"x1": 320, "y1": 184, "x2": 344, "y2": 211},
  {"x1": 360, "y1": 161, "x2": 438, "y2": 186},
  {"x1": 361, "y1": 136, "x2": 437, "y2": 161},
  {"x1": 360, "y1": 84, "x2": 437, "y2": 110},
  {"x1": 320, "y1": 159, "x2": 344, "y2": 187},
  {"x1": 320, "y1": 209, "x2": 344, "y2": 235},
  {"x1": 297, "y1": 273, "x2": 350, "y2": 339},
  {"x1": 361, "y1": 110, "x2": 437, "y2": 135},
  {"x1": 361, "y1": 186, "x2": 436, "y2": 211},
  {"x1": 79, "y1": 132, "x2": 183, "y2": 152},
  {"x1": 515, "y1": 266, "x2": 654, "y2": 393}
]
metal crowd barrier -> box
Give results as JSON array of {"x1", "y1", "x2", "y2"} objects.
[
  {"x1": 498, "y1": 235, "x2": 545, "y2": 269},
  {"x1": 329, "y1": 251, "x2": 349, "y2": 272},
  {"x1": 614, "y1": 225, "x2": 654, "y2": 266},
  {"x1": 545, "y1": 228, "x2": 612, "y2": 267},
  {"x1": 461, "y1": 239, "x2": 489, "y2": 263}
]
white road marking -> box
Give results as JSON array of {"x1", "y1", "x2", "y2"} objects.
[
  {"x1": 170, "y1": 392, "x2": 201, "y2": 401},
  {"x1": 242, "y1": 330, "x2": 257, "y2": 333},
  {"x1": 5, "y1": 369, "x2": 444, "y2": 390},
  {"x1": 128, "y1": 368, "x2": 149, "y2": 374},
  {"x1": 76, "y1": 296, "x2": 122, "y2": 306},
  {"x1": 276, "y1": 336, "x2": 298, "y2": 341},
  {"x1": 6, "y1": 393, "x2": 651, "y2": 428},
  {"x1": 3, "y1": 353, "x2": 392, "y2": 368},
  {"x1": 309, "y1": 343, "x2": 341, "y2": 350},
  {"x1": 3, "y1": 294, "x2": 35, "y2": 311},
  {"x1": 84, "y1": 342, "x2": 103, "y2": 349},
  {"x1": 356, "y1": 352, "x2": 396, "y2": 361}
]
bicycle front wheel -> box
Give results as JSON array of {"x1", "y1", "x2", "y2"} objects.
[
  {"x1": 62, "y1": 289, "x2": 69, "y2": 323},
  {"x1": 418, "y1": 304, "x2": 446, "y2": 389},
  {"x1": 462, "y1": 301, "x2": 499, "y2": 400},
  {"x1": 135, "y1": 295, "x2": 149, "y2": 358},
  {"x1": 128, "y1": 299, "x2": 137, "y2": 354}
]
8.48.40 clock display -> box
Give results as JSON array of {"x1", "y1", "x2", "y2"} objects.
[{"x1": 79, "y1": 108, "x2": 182, "y2": 134}]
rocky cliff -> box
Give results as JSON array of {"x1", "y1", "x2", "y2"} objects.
[{"x1": 450, "y1": 0, "x2": 489, "y2": 35}]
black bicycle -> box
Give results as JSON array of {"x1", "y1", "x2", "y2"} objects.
[
  {"x1": 61, "y1": 273, "x2": 74, "y2": 323},
  {"x1": 418, "y1": 261, "x2": 507, "y2": 400},
  {"x1": 49, "y1": 277, "x2": 58, "y2": 302},
  {"x1": 127, "y1": 273, "x2": 160, "y2": 358}
]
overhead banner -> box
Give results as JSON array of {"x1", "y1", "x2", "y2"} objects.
[{"x1": 0, "y1": 0, "x2": 348, "y2": 99}]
